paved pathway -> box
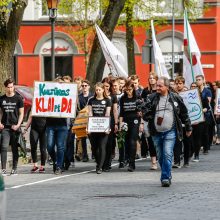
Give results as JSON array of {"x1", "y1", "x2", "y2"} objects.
[{"x1": 3, "y1": 145, "x2": 220, "y2": 220}]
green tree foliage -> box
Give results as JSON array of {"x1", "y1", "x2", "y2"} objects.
[{"x1": 0, "y1": 0, "x2": 27, "y2": 92}]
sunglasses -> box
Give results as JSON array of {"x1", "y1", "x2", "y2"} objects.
[{"x1": 82, "y1": 84, "x2": 88, "y2": 87}]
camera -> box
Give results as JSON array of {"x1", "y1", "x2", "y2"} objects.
[{"x1": 136, "y1": 97, "x2": 153, "y2": 121}]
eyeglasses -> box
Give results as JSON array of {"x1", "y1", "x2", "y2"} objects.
[{"x1": 82, "y1": 84, "x2": 88, "y2": 87}]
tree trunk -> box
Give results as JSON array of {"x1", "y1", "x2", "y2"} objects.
[
  {"x1": 0, "y1": 0, "x2": 27, "y2": 93},
  {"x1": 125, "y1": 1, "x2": 136, "y2": 76},
  {"x1": 86, "y1": 0, "x2": 126, "y2": 85}
]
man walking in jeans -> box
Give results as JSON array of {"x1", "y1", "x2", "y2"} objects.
[
  {"x1": 142, "y1": 77, "x2": 192, "y2": 187},
  {"x1": 0, "y1": 78, "x2": 24, "y2": 176}
]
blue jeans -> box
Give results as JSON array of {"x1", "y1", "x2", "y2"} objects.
[
  {"x1": 152, "y1": 128, "x2": 176, "y2": 181},
  {"x1": 46, "y1": 126, "x2": 68, "y2": 169}
]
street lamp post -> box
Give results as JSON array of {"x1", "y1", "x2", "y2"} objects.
[
  {"x1": 171, "y1": 0, "x2": 175, "y2": 79},
  {"x1": 46, "y1": 0, "x2": 59, "y2": 80}
]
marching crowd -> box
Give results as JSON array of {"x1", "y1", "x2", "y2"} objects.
[{"x1": 0, "y1": 73, "x2": 218, "y2": 187}]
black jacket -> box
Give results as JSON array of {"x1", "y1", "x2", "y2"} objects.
[{"x1": 143, "y1": 92, "x2": 192, "y2": 141}]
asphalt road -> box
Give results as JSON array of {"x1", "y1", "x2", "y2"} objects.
[{"x1": 3, "y1": 145, "x2": 220, "y2": 220}]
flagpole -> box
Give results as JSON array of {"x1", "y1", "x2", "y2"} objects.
[
  {"x1": 185, "y1": 10, "x2": 195, "y2": 82},
  {"x1": 172, "y1": 0, "x2": 175, "y2": 79}
]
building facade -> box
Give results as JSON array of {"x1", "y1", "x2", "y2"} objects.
[{"x1": 16, "y1": 0, "x2": 220, "y2": 87}]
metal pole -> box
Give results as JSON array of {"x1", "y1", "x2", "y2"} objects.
[
  {"x1": 172, "y1": 0, "x2": 175, "y2": 79},
  {"x1": 49, "y1": 8, "x2": 56, "y2": 80},
  {"x1": 149, "y1": 38, "x2": 152, "y2": 72},
  {"x1": 51, "y1": 15, "x2": 55, "y2": 80}
]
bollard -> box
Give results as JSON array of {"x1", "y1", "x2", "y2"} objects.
[{"x1": 0, "y1": 174, "x2": 6, "y2": 220}]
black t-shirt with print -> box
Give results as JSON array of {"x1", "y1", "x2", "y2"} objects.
[
  {"x1": 88, "y1": 97, "x2": 111, "y2": 117},
  {"x1": 110, "y1": 94, "x2": 118, "y2": 116},
  {"x1": 0, "y1": 94, "x2": 24, "y2": 126},
  {"x1": 120, "y1": 95, "x2": 140, "y2": 120}
]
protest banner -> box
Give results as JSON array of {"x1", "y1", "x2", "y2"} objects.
[
  {"x1": 32, "y1": 81, "x2": 78, "y2": 118},
  {"x1": 87, "y1": 117, "x2": 110, "y2": 133},
  {"x1": 179, "y1": 89, "x2": 204, "y2": 124},
  {"x1": 215, "y1": 88, "x2": 220, "y2": 115}
]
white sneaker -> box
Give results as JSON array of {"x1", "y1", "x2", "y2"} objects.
[
  {"x1": 10, "y1": 169, "x2": 18, "y2": 176},
  {"x1": 1, "y1": 169, "x2": 7, "y2": 177}
]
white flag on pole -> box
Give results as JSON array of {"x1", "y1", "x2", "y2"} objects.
[
  {"x1": 151, "y1": 20, "x2": 170, "y2": 79},
  {"x1": 183, "y1": 10, "x2": 204, "y2": 88},
  {"x1": 95, "y1": 24, "x2": 128, "y2": 78}
]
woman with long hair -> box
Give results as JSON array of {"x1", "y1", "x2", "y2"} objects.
[
  {"x1": 141, "y1": 72, "x2": 158, "y2": 170},
  {"x1": 88, "y1": 82, "x2": 111, "y2": 174},
  {"x1": 119, "y1": 80, "x2": 142, "y2": 172},
  {"x1": 101, "y1": 77, "x2": 118, "y2": 171}
]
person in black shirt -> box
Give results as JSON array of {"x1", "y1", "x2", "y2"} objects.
[
  {"x1": 88, "y1": 82, "x2": 111, "y2": 174},
  {"x1": 141, "y1": 72, "x2": 158, "y2": 170},
  {"x1": 23, "y1": 112, "x2": 47, "y2": 173},
  {"x1": 0, "y1": 78, "x2": 24, "y2": 176},
  {"x1": 119, "y1": 80, "x2": 143, "y2": 172},
  {"x1": 77, "y1": 80, "x2": 93, "y2": 162},
  {"x1": 102, "y1": 77, "x2": 118, "y2": 172}
]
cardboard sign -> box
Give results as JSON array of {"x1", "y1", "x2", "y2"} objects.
[
  {"x1": 87, "y1": 117, "x2": 110, "y2": 133},
  {"x1": 179, "y1": 89, "x2": 204, "y2": 124},
  {"x1": 32, "y1": 81, "x2": 78, "y2": 118},
  {"x1": 215, "y1": 88, "x2": 220, "y2": 115}
]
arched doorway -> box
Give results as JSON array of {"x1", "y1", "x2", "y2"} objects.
[
  {"x1": 34, "y1": 32, "x2": 78, "y2": 81},
  {"x1": 157, "y1": 30, "x2": 184, "y2": 77}
]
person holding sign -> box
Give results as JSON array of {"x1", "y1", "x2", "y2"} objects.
[
  {"x1": 119, "y1": 80, "x2": 143, "y2": 172},
  {"x1": 46, "y1": 77, "x2": 68, "y2": 175},
  {"x1": 192, "y1": 75, "x2": 212, "y2": 161},
  {"x1": 174, "y1": 76, "x2": 193, "y2": 168},
  {"x1": 88, "y1": 82, "x2": 111, "y2": 174}
]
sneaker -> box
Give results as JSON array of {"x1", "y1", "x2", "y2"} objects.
[
  {"x1": 1, "y1": 169, "x2": 7, "y2": 176},
  {"x1": 127, "y1": 163, "x2": 135, "y2": 172},
  {"x1": 31, "y1": 166, "x2": 39, "y2": 173},
  {"x1": 135, "y1": 154, "x2": 140, "y2": 159},
  {"x1": 75, "y1": 155, "x2": 81, "y2": 161},
  {"x1": 161, "y1": 179, "x2": 170, "y2": 187},
  {"x1": 70, "y1": 162, "x2": 75, "y2": 168},
  {"x1": 203, "y1": 150, "x2": 209, "y2": 155},
  {"x1": 102, "y1": 168, "x2": 110, "y2": 172},
  {"x1": 96, "y1": 168, "x2": 102, "y2": 174},
  {"x1": 192, "y1": 157, "x2": 199, "y2": 162},
  {"x1": 82, "y1": 157, "x2": 89, "y2": 162},
  {"x1": 183, "y1": 163, "x2": 190, "y2": 168},
  {"x1": 118, "y1": 162, "x2": 125, "y2": 169},
  {"x1": 127, "y1": 166, "x2": 134, "y2": 172},
  {"x1": 54, "y1": 167, "x2": 62, "y2": 175},
  {"x1": 150, "y1": 163, "x2": 158, "y2": 170},
  {"x1": 172, "y1": 162, "x2": 181, "y2": 168},
  {"x1": 10, "y1": 169, "x2": 18, "y2": 176},
  {"x1": 48, "y1": 159, "x2": 53, "y2": 165},
  {"x1": 64, "y1": 161, "x2": 70, "y2": 170},
  {"x1": 39, "y1": 167, "x2": 45, "y2": 173},
  {"x1": 53, "y1": 162, "x2": 57, "y2": 173}
]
